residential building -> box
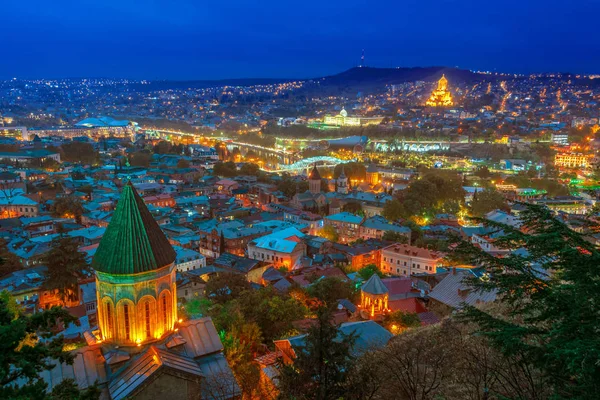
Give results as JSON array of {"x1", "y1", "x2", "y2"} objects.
[
  {"x1": 0, "y1": 195, "x2": 39, "y2": 218},
  {"x1": 330, "y1": 239, "x2": 388, "y2": 271},
  {"x1": 324, "y1": 212, "x2": 364, "y2": 243},
  {"x1": 174, "y1": 246, "x2": 206, "y2": 272},
  {"x1": 248, "y1": 227, "x2": 307, "y2": 269},
  {"x1": 359, "y1": 215, "x2": 411, "y2": 241},
  {"x1": 381, "y1": 244, "x2": 443, "y2": 276}
]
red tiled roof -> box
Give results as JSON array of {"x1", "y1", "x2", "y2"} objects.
[
  {"x1": 382, "y1": 277, "x2": 412, "y2": 295},
  {"x1": 384, "y1": 243, "x2": 441, "y2": 260},
  {"x1": 388, "y1": 297, "x2": 427, "y2": 313}
]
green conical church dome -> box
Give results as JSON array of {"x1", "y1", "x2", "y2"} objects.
[{"x1": 92, "y1": 182, "x2": 176, "y2": 275}]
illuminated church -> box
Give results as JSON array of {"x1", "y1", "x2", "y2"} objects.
[
  {"x1": 426, "y1": 75, "x2": 454, "y2": 107},
  {"x1": 92, "y1": 181, "x2": 179, "y2": 346},
  {"x1": 37, "y1": 182, "x2": 241, "y2": 399}
]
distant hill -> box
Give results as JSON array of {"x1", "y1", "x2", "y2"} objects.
[
  {"x1": 125, "y1": 66, "x2": 598, "y2": 93},
  {"x1": 314, "y1": 66, "x2": 489, "y2": 89},
  {"x1": 128, "y1": 67, "x2": 487, "y2": 92}
]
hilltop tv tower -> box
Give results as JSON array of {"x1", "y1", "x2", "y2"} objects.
[{"x1": 360, "y1": 49, "x2": 365, "y2": 67}]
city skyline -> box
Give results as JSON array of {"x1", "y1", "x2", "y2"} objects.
[{"x1": 3, "y1": 0, "x2": 600, "y2": 80}]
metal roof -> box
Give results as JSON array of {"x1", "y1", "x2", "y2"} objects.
[
  {"x1": 108, "y1": 346, "x2": 203, "y2": 400},
  {"x1": 23, "y1": 346, "x2": 108, "y2": 394},
  {"x1": 197, "y1": 353, "x2": 242, "y2": 400},
  {"x1": 92, "y1": 182, "x2": 176, "y2": 275},
  {"x1": 361, "y1": 274, "x2": 389, "y2": 295},
  {"x1": 428, "y1": 270, "x2": 497, "y2": 308},
  {"x1": 177, "y1": 317, "x2": 224, "y2": 358}
]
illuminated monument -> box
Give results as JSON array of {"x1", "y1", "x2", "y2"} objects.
[
  {"x1": 34, "y1": 181, "x2": 241, "y2": 399},
  {"x1": 426, "y1": 74, "x2": 454, "y2": 107},
  {"x1": 92, "y1": 181, "x2": 178, "y2": 346}
]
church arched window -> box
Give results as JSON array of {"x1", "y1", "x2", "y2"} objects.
[
  {"x1": 159, "y1": 291, "x2": 172, "y2": 333},
  {"x1": 161, "y1": 293, "x2": 168, "y2": 330},
  {"x1": 105, "y1": 302, "x2": 113, "y2": 334},
  {"x1": 144, "y1": 301, "x2": 151, "y2": 338},
  {"x1": 123, "y1": 303, "x2": 131, "y2": 341}
]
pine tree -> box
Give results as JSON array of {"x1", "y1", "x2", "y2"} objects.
[
  {"x1": 449, "y1": 203, "x2": 600, "y2": 398},
  {"x1": 219, "y1": 231, "x2": 226, "y2": 255},
  {"x1": 41, "y1": 236, "x2": 88, "y2": 303},
  {"x1": 278, "y1": 308, "x2": 356, "y2": 400}
]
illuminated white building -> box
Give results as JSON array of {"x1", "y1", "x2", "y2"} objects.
[{"x1": 323, "y1": 108, "x2": 383, "y2": 127}]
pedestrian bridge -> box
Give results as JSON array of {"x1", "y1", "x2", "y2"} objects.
[{"x1": 268, "y1": 156, "x2": 355, "y2": 173}]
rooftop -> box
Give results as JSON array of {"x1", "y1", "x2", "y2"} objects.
[
  {"x1": 91, "y1": 181, "x2": 176, "y2": 275},
  {"x1": 326, "y1": 212, "x2": 363, "y2": 225}
]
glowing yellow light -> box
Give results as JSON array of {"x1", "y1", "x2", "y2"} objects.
[{"x1": 426, "y1": 75, "x2": 454, "y2": 107}]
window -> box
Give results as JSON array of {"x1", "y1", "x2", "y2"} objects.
[
  {"x1": 161, "y1": 294, "x2": 168, "y2": 330},
  {"x1": 106, "y1": 302, "x2": 113, "y2": 333},
  {"x1": 123, "y1": 304, "x2": 130, "y2": 341},
  {"x1": 145, "y1": 302, "x2": 151, "y2": 338}
]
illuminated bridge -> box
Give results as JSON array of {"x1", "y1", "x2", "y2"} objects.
[
  {"x1": 372, "y1": 141, "x2": 451, "y2": 153},
  {"x1": 269, "y1": 156, "x2": 356, "y2": 173}
]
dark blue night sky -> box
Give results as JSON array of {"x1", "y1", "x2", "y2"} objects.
[{"x1": 3, "y1": 0, "x2": 599, "y2": 79}]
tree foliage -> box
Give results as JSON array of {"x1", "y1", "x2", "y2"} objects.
[
  {"x1": 176, "y1": 159, "x2": 190, "y2": 168},
  {"x1": 341, "y1": 201, "x2": 363, "y2": 215},
  {"x1": 382, "y1": 199, "x2": 403, "y2": 222},
  {"x1": 205, "y1": 273, "x2": 251, "y2": 304},
  {"x1": 213, "y1": 161, "x2": 238, "y2": 178},
  {"x1": 41, "y1": 236, "x2": 88, "y2": 302},
  {"x1": 307, "y1": 277, "x2": 356, "y2": 308},
  {"x1": 470, "y1": 188, "x2": 508, "y2": 217},
  {"x1": 0, "y1": 293, "x2": 99, "y2": 400},
  {"x1": 382, "y1": 230, "x2": 409, "y2": 244},
  {"x1": 277, "y1": 174, "x2": 308, "y2": 198},
  {"x1": 278, "y1": 308, "x2": 356, "y2": 400},
  {"x1": 320, "y1": 225, "x2": 339, "y2": 242},
  {"x1": 357, "y1": 264, "x2": 383, "y2": 281},
  {"x1": 128, "y1": 151, "x2": 152, "y2": 167},
  {"x1": 383, "y1": 310, "x2": 421, "y2": 333},
  {"x1": 50, "y1": 197, "x2": 84, "y2": 223},
  {"x1": 449, "y1": 203, "x2": 600, "y2": 398},
  {"x1": 397, "y1": 171, "x2": 465, "y2": 218},
  {"x1": 239, "y1": 162, "x2": 260, "y2": 176},
  {"x1": 0, "y1": 239, "x2": 23, "y2": 278},
  {"x1": 60, "y1": 142, "x2": 98, "y2": 164}
]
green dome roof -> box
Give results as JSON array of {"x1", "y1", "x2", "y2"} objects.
[{"x1": 92, "y1": 182, "x2": 176, "y2": 275}]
